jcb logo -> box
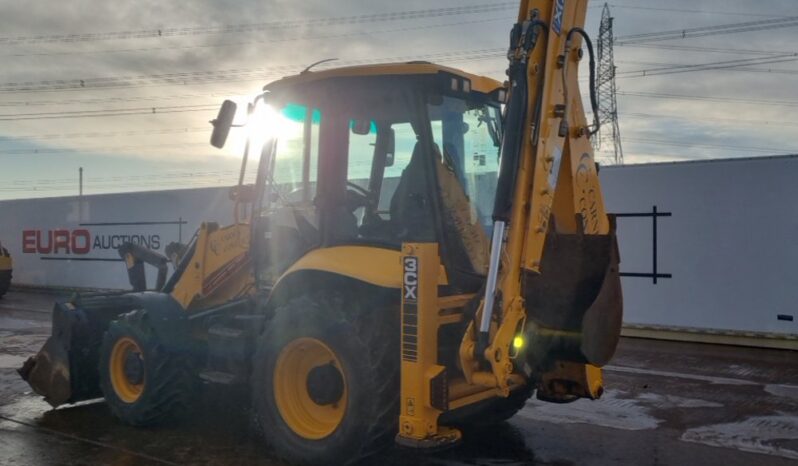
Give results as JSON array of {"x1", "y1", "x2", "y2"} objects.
[
  {"x1": 403, "y1": 256, "x2": 418, "y2": 302},
  {"x1": 552, "y1": 0, "x2": 565, "y2": 35}
]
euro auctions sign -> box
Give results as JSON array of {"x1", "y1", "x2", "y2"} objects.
[{"x1": 21, "y1": 228, "x2": 161, "y2": 257}]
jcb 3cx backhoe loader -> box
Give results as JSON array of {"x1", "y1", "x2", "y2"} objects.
[
  {"x1": 20, "y1": 0, "x2": 622, "y2": 463},
  {"x1": 0, "y1": 239, "x2": 11, "y2": 298}
]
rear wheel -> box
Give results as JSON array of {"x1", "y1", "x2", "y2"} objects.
[
  {"x1": 98, "y1": 310, "x2": 194, "y2": 426},
  {"x1": 251, "y1": 291, "x2": 399, "y2": 465}
]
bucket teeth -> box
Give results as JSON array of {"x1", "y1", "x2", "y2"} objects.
[
  {"x1": 18, "y1": 300, "x2": 112, "y2": 407},
  {"x1": 18, "y1": 345, "x2": 72, "y2": 407}
]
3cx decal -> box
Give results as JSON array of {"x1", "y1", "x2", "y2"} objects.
[{"x1": 403, "y1": 256, "x2": 418, "y2": 302}]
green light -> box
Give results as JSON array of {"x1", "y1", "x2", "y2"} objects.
[{"x1": 513, "y1": 335, "x2": 524, "y2": 349}]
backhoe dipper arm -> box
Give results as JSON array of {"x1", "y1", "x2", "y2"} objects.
[{"x1": 462, "y1": 0, "x2": 619, "y2": 398}]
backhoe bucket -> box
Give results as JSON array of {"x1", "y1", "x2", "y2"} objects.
[
  {"x1": 18, "y1": 296, "x2": 131, "y2": 407},
  {"x1": 523, "y1": 220, "x2": 623, "y2": 367}
]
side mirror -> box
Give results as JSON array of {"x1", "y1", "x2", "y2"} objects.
[
  {"x1": 351, "y1": 119, "x2": 372, "y2": 135},
  {"x1": 376, "y1": 127, "x2": 396, "y2": 167},
  {"x1": 210, "y1": 100, "x2": 237, "y2": 149},
  {"x1": 385, "y1": 128, "x2": 396, "y2": 167}
]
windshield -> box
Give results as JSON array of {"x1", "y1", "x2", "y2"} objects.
[
  {"x1": 255, "y1": 84, "x2": 502, "y2": 275},
  {"x1": 247, "y1": 103, "x2": 320, "y2": 209},
  {"x1": 428, "y1": 96, "x2": 501, "y2": 232}
]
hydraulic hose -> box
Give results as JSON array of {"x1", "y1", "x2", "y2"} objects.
[
  {"x1": 566, "y1": 27, "x2": 600, "y2": 135},
  {"x1": 492, "y1": 19, "x2": 548, "y2": 223},
  {"x1": 482, "y1": 17, "x2": 548, "y2": 358}
]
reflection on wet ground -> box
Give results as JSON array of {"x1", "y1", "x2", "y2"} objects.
[{"x1": 1, "y1": 291, "x2": 797, "y2": 466}]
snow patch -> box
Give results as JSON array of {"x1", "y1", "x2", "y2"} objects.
[
  {"x1": 681, "y1": 414, "x2": 798, "y2": 460},
  {"x1": 637, "y1": 392, "x2": 723, "y2": 409},
  {"x1": 517, "y1": 389, "x2": 661, "y2": 431},
  {"x1": 765, "y1": 384, "x2": 798, "y2": 401},
  {"x1": 0, "y1": 354, "x2": 26, "y2": 369}
]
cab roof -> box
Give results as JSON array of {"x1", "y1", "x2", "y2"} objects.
[{"x1": 263, "y1": 62, "x2": 503, "y2": 95}]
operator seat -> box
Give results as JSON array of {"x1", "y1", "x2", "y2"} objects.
[{"x1": 389, "y1": 141, "x2": 435, "y2": 242}]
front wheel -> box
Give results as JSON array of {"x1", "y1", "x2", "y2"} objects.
[
  {"x1": 98, "y1": 310, "x2": 195, "y2": 426},
  {"x1": 251, "y1": 292, "x2": 399, "y2": 465}
]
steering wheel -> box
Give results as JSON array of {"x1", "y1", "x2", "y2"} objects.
[
  {"x1": 346, "y1": 181, "x2": 370, "y2": 197},
  {"x1": 345, "y1": 182, "x2": 373, "y2": 211}
]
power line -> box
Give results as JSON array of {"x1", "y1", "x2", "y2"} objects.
[
  {"x1": 3, "y1": 41, "x2": 796, "y2": 96},
  {"x1": 619, "y1": 43, "x2": 796, "y2": 57},
  {"x1": 6, "y1": 13, "x2": 798, "y2": 94},
  {"x1": 616, "y1": 54, "x2": 798, "y2": 78},
  {"x1": 0, "y1": 169, "x2": 246, "y2": 193},
  {"x1": 0, "y1": 3, "x2": 518, "y2": 45},
  {"x1": 624, "y1": 112, "x2": 798, "y2": 128},
  {"x1": 607, "y1": 4, "x2": 786, "y2": 18},
  {"x1": 0, "y1": 178, "x2": 237, "y2": 193},
  {"x1": 616, "y1": 91, "x2": 798, "y2": 108},
  {"x1": 616, "y1": 16, "x2": 798, "y2": 45},
  {"x1": 0, "y1": 92, "x2": 228, "y2": 108},
  {"x1": 624, "y1": 137, "x2": 798, "y2": 154},
  {"x1": 4, "y1": 170, "x2": 240, "y2": 186},
  {"x1": 0, "y1": 142, "x2": 208, "y2": 155},
  {"x1": 617, "y1": 58, "x2": 798, "y2": 78},
  {"x1": 0, "y1": 104, "x2": 217, "y2": 121},
  {"x1": 1, "y1": 17, "x2": 509, "y2": 58},
  {"x1": 0, "y1": 49, "x2": 506, "y2": 93},
  {"x1": 0, "y1": 127, "x2": 208, "y2": 142}
]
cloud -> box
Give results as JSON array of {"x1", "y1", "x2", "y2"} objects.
[{"x1": 1, "y1": 0, "x2": 797, "y2": 199}]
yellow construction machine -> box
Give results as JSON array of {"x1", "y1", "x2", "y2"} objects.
[
  {"x1": 20, "y1": 0, "x2": 622, "y2": 464},
  {"x1": 0, "y1": 239, "x2": 11, "y2": 298}
]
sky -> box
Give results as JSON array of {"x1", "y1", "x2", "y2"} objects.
[{"x1": 0, "y1": 0, "x2": 796, "y2": 200}]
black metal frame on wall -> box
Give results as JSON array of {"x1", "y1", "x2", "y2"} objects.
[{"x1": 615, "y1": 206, "x2": 672, "y2": 284}]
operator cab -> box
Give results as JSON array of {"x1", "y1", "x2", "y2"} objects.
[{"x1": 234, "y1": 64, "x2": 504, "y2": 290}]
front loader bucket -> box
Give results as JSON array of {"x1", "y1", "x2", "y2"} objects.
[
  {"x1": 18, "y1": 295, "x2": 134, "y2": 407},
  {"x1": 522, "y1": 220, "x2": 623, "y2": 367}
]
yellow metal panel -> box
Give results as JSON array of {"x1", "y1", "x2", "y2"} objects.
[
  {"x1": 279, "y1": 246, "x2": 403, "y2": 289},
  {"x1": 170, "y1": 223, "x2": 253, "y2": 310},
  {"x1": 0, "y1": 254, "x2": 11, "y2": 271},
  {"x1": 279, "y1": 245, "x2": 449, "y2": 289},
  {"x1": 397, "y1": 243, "x2": 460, "y2": 445},
  {"x1": 265, "y1": 62, "x2": 502, "y2": 94}
]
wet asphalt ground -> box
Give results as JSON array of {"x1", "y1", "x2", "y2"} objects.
[{"x1": 1, "y1": 290, "x2": 797, "y2": 466}]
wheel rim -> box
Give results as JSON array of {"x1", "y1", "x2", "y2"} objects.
[
  {"x1": 274, "y1": 337, "x2": 348, "y2": 440},
  {"x1": 109, "y1": 337, "x2": 145, "y2": 403}
]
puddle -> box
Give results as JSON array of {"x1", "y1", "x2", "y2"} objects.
[
  {"x1": 765, "y1": 384, "x2": 798, "y2": 401},
  {"x1": 681, "y1": 413, "x2": 798, "y2": 460},
  {"x1": 0, "y1": 317, "x2": 45, "y2": 331},
  {"x1": 605, "y1": 365, "x2": 758, "y2": 386}
]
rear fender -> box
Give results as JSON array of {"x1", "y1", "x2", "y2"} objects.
[{"x1": 267, "y1": 270, "x2": 398, "y2": 311}]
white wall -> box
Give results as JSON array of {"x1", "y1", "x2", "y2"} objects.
[
  {"x1": 600, "y1": 155, "x2": 797, "y2": 336},
  {"x1": 0, "y1": 187, "x2": 231, "y2": 290},
  {"x1": 1, "y1": 155, "x2": 796, "y2": 337}
]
